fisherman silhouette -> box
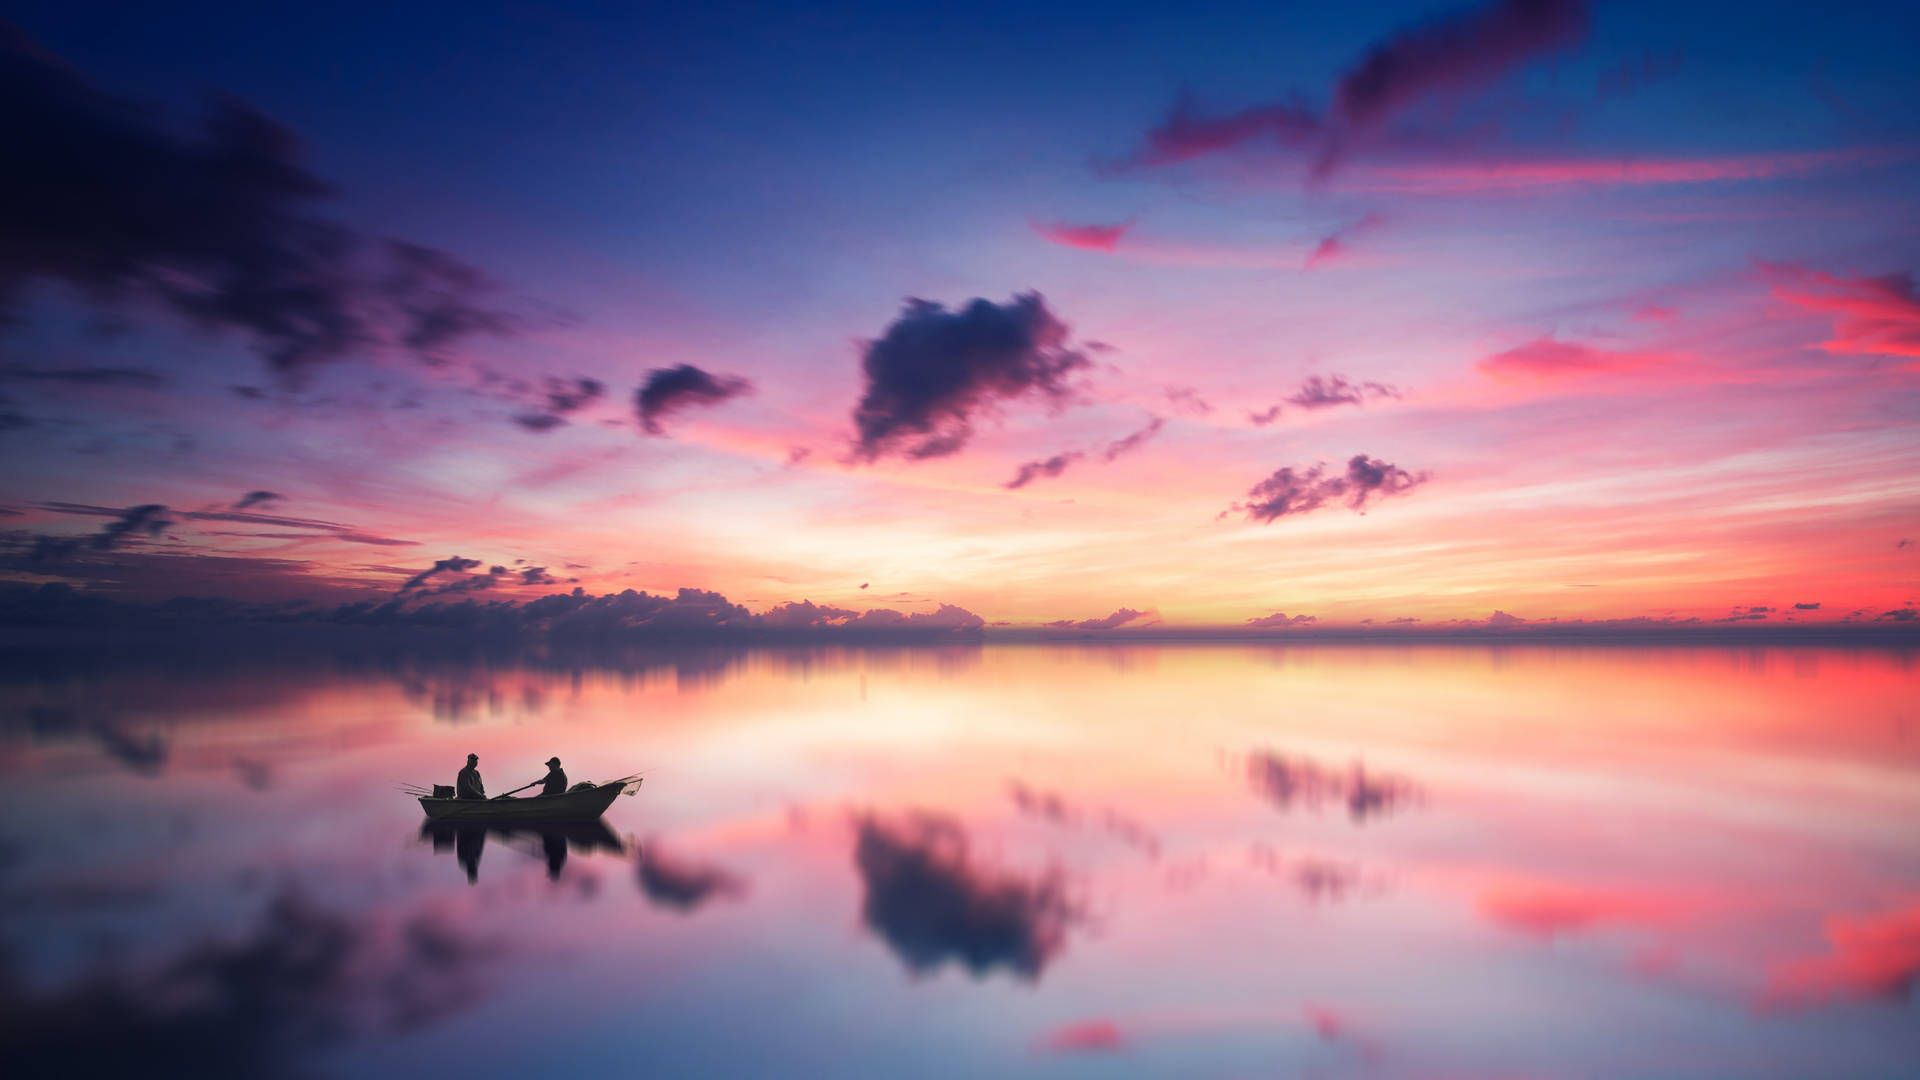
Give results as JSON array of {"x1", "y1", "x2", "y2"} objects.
[
  {"x1": 539, "y1": 756, "x2": 568, "y2": 796},
  {"x1": 456, "y1": 753, "x2": 485, "y2": 799}
]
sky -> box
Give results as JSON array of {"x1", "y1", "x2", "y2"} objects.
[{"x1": 2, "y1": 0, "x2": 1917, "y2": 632}]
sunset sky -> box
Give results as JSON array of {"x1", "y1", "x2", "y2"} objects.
[{"x1": 3, "y1": 0, "x2": 1917, "y2": 630}]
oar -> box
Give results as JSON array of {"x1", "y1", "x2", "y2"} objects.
[
  {"x1": 432, "y1": 779, "x2": 541, "y2": 822},
  {"x1": 492, "y1": 778, "x2": 548, "y2": 800}
]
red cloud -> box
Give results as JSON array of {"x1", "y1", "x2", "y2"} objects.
[
  {"x1": 1765, "y1": 902, "x2": 1920, "y2": 1007},
  {"x1": 1478, "y1": 881, "x2": 1688, "y2": 938},
  {"x1": 1039, "y1": 1018, "x2": 1125, "y2": 1053},
  {"x1": 1762, "y1": 263, "x2": 1920, "y2": 363},
  {"x1": 1478, "y1": 338, "x2": 1680, "y2": 379},
  {"x1": 1349, "y1": 148, "x2": 1891, "y2": 194},
  {"x1": 1303, "y1": 1004, "x2": 1346, "y2": 1040},
  {"x1": 1031, "y1": 220, "x2": 1133, "y2": 253}
]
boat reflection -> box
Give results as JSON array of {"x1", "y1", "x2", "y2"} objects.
[{"x1": 418, "y1": 820, "x2": 626, "y2": 883}]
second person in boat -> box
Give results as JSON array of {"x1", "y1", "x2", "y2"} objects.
[{"x1": 538, "y1": 756, "x2": 567, "y2": 796}]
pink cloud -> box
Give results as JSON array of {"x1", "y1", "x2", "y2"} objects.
[
  {"x1": 1762, "y1": 263, "x2": 1920, "y2": 363},
  {"x1": 1031, "y1": 220, "x2": 1133, "y2": 253},
  {"x1": 1764, "y1": 902, "x2": 1920, "y2": 1007},
  {"x1": 1304, "y1": 213, "x2": 1386, "y2": 270},
  {"x1": 1123, "y1": 95, "x2": 1322, "y2": 168},
  {"x1": 1039, "y1": 1018, "x2": 1125, "y2": 1054},
  {"x1": 1346, "y1": 148, "x2": 1896, "y2": 194},
  {"x1": 1477, "y1": 881, "x2": 1690, "y2": 939},
  {"x1": 1303, "y1": 1003, "x2": 1346, "y2": 1040},
  {"x1": 1478, "y1": 338, "x2": 1683, "y2": 379}
]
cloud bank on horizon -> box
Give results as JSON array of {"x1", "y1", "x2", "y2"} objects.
[{"x1": 0, "y1": 0, "x2": 1916, "y2": 633}]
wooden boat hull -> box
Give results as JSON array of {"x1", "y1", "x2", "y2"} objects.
[{"x1": 418, "y1": 780, "x2": 631, "y2": 822}]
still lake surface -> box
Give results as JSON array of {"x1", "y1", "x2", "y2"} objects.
[{"x1": 2, "y1": 641, "x2": 1916, "y2": 1078}]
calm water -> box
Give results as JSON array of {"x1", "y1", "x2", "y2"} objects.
[{"x1": 2, "y1": 642, "x2": 1916, "y2": 1078}]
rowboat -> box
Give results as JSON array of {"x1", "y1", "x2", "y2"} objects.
[{"x1": 418, "y1": 778, "x2": 638, "y2": 823}]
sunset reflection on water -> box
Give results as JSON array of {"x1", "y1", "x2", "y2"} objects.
[{"x1": 1, "y1": 643, "x2": 1915, "y2": 1077}]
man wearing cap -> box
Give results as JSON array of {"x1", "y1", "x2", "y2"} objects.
[
  {"x1": 456, "y1": 753, "x2": 485, "y2": 799},
  {"x1": 538, "y1": 756, "x2": 568, "y2": 796}
]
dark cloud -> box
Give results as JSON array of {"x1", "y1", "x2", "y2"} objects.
[
  {"x1": 92, "y1": 722, "x2": 169, "y2": 775},
  {"x1": 513, "y1": 376, "x2": 604, "y2": 433},
  {"x1": 1333, "y1": 0, "x2": 1590, "y2": 132},
  {"x1": 31, "y1": 503, "x2": 175, "y2": 561},
  {"x1": 850, "y1": 293, "x2": 1089, "y2": 461},
  {"x1": 1246, "y1": 611, "x2": 1316, "y2": 628},
  {"x1": 0, "y1": 893, "x2": 498, "y2": 1079},
  {"x1": 1879, "y1": 608, "x2": 1918, "y2": 622},
  {"x1": 1122, "y1": 92, "x2": 1325, "y2": 168},
  {"x1": 637, "y1": 842, "x2": 748, "y2": 912},
  {"x1": 634, "y1": 364, "x2": 752, "y2": 435},
  {"x1": 853, "y1": 812, "x2": 1079, "y2": 980},
  {"x1": 1245, "y1": 750, "x2": 1420, "y2": 824},
  {"x1": 400, "y1": 555, "x2": 482, "y2": 592},
  {"x1": 0, "y1": 566, "x2": 990, "y2": 642},
  {"x1": 1004, "y1": 417, "x2": 1163, "y2": 489},
  {"x1": 1045, "y1": 608, "x2": 1149, "y2": 631},
  {"x1": 29, "y1": 497, "x2": 418, "y2": 550},
  {"x1": 1005, "y1": 452, "x2": 1081, "y2": 490},
  {"x1": 756, "y1": 598, "x2": 860, "y2": 629},
  {"x1": 1232, "y1": 454, "x2": 1428, "y2": 522},
  {"x1": 380, "y1": 240, "x2": 511, "y2": 361},
  {"x1": 93, "y1": 503, "x2": 172, "y2": 549},
  {"x1": 0, "y1": 364, "x2": 167, "y2": 388},
  {"x1": 1249, "y1": 376, "x2": 1398, "y2": 424},
  {"x1": 0, "y1": 23, "x2": 512, "y2": 380},
  {"x1": 1793, "y1": 602, "x2": 1820, "y2": 610},
  {"x1": 1285, "y1": 375, "x2": 1400, "y2": 409},
  {"x1": 1120, "y1": 0, "x2": 1589, "y2": 178}
]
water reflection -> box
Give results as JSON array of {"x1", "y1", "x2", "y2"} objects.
[
  {"x1": 854, "y1": 811, "x2": 1081, "y2": 981},
  {"x1": 0, "y1": 892, "x2": 499, "y2": 1079},
  {"x1": 418, "y1": 820, "x2": 625, "y2": 883},
  {"x1": 0, "y1": 641, "x2": 1916, "y2": 1077},
  {"x1": 635, "y1": 841, "x2": 749, "y2": 912},
  {"x1": 1243, "y1": 749, "x2": 1420, "y2": 823}
]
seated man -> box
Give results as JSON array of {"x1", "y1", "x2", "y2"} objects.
[
  {"x1": 456, "y1": 753, "x2": 485, "y2": 799},
  {"x1": 539, "y1": 756, "x2": 568, "y2": 796}
]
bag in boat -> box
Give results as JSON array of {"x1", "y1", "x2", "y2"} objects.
[
  {"x1": 432, "y1": 785, "x2": 455, "y2": 798},
  {"x1": 569, "y1": 781, "x2": 597, "y2": 792}
]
